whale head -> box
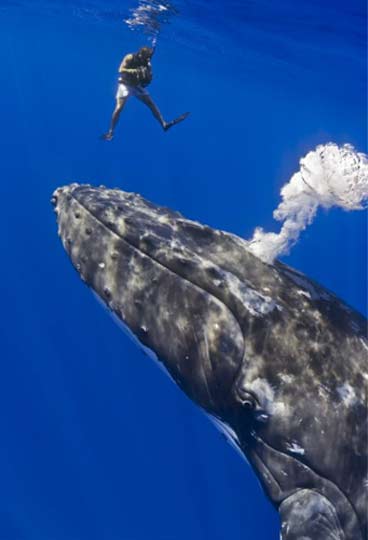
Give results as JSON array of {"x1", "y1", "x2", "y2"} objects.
[{"x1": 52, "y1": 183, "x2": 367, "y2": 540}]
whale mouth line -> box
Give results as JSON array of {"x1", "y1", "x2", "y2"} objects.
[
  {"x1": 67, "y1": 189, "x2": 246, "y2": 341},
  {"x1": 62, "y1": 187, "x2": 247, "y2": 409}
]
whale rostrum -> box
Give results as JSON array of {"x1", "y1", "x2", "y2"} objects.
[{"x1": 52, "y1": 184, "x2": 367, "y2": 540}]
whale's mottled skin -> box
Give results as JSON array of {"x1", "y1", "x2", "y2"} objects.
[{"x1": 52, "y1": 184, "x2": 367, "y2": 540}]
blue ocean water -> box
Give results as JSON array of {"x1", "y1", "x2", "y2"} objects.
[{"x1": 0, "y1": 1, "x2": 366, "y2": 539}]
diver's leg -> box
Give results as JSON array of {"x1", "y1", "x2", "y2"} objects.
[
  {"x1": 135, "y1": 92, "x2": 166, "y2": 129},
  {"x1": 136, "y1": 92, "x2": 189, "y2": 131},
  {"x1": 279, "y1": 490, "x2": 345, "y2": 540},
  {"x1": 101, "y1": 97, "x2": 128, "y2": 141}
]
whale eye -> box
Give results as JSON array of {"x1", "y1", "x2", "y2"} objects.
[
  {"x1": 236, "y1": 389, "x2": 258, "y2": 411},
  {"x1": 242, "y1": 397, "x2": 256, "y2": 410}
]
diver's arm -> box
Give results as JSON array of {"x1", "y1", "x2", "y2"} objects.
[
  {"x1": 118, "y1": 54, "x2": 141, "y2": 75},
  {"x1": 120, "y1": 67, "x2": 141, "y2": 74},
  {"x1": 118, "y1": 54, "x2": 133, "y2": 71}
]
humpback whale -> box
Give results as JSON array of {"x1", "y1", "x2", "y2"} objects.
[{"x1": 52, "y1": 183, "x2": 367, "y2": 540}]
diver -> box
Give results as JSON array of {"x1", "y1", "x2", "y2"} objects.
[{"x1": 101, "y1": 46, "x2": 189, "y2": 140}]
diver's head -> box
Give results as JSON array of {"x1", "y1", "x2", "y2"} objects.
[{"x1": 137, "y1": 46, "x2": 154, "y2": 62}]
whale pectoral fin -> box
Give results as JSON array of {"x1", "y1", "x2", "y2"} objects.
[{"x1": 279, "y1": 490, "x2": 345, "y2": 540}]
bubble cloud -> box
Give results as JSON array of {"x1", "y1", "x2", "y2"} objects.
[{"x1": 248, "y1": 143, "x2": 368, "y2": 264}]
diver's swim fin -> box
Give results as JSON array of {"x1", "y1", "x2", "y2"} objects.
[
  {"x1": 164, "y1": 112, "x2": 190, "y2": 131},
  {"x1": 100, "y1": 131, "x2": 114, "y2": 141}
]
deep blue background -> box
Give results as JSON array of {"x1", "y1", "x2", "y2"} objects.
[{"x1": 0, "y1": 1, "x2": 366, "y2": 538}]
